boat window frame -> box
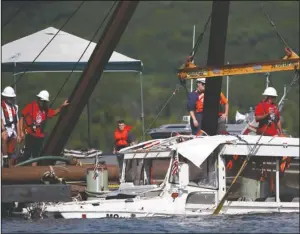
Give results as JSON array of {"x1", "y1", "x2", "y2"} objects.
[{"x1": 168, "y1": 151, "x2": 219, "y2": 190}]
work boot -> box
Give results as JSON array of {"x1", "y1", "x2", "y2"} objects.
[{"x1": 2, "y1": 155, "x2": 9, "y2": 168}]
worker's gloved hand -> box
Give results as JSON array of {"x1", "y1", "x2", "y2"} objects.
[{"x1": 269, "y1": 113, "x2": 276, "y2": 122}]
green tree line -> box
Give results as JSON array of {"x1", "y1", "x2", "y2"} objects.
[{"x1": 1, "y1": 1, "x2": 299, "y2": 152}]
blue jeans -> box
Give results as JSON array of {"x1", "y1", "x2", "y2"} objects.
[{"x1": 190, "y1": 112, "x2": 203, "y2": 135}]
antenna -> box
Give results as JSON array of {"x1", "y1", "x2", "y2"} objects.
[
  {"x1": 278, "y1": 84, "x2": 287, "y2": 112},
  {"x1": 190, "y1": 25, "x2": 196, "y2": 92},
  {"x1": 265, "y1": 72, "x2": 270, "y2": 89},
  {"x1": 226, "y1": 61, "x2": 229, "y2": 123}
]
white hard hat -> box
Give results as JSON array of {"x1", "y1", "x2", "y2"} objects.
[
  {"x1": 1, "y1": 86, "x2": 16, "y2": 97},
  {"x1": 37, "y1": 90, "x2": 50, "y2": 101},
  {"x1": 262, "y1": 87, "x2": 278, "y2": 97},
  {"x1": 196, "y1": 78, "x2": 206, "y2": 84}
]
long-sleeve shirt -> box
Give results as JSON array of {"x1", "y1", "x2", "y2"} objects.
[{"x1": 187, "y1": 91, "x2": 200, "y2": 112}]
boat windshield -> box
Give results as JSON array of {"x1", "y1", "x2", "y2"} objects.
[
  {"x1": 169, "y1": 152, "x2": 218, "y2": 189},
  {"x1": 124, "y1": 158, "x2": 170, "y2": 186}
]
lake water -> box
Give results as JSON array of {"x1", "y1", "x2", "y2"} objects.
[{"x1": 2, "y1": 213, "x2": 299, "y2": 233}]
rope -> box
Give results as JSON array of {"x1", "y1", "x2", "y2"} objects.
[
  {"x1": 48, "y1": 1, "x2": 117, "y2": 108},
  {"x1": 140, "y1": 85, "x2": 181, "y2": 141},
  {"x1": 278, "y1": 70, "x2": 300, "y2": 112},
  {"x1": 2, "y1": 2, "x2": 27, "y2": 29},
  {"x1": 213, "y1": 121, "x2": 272, "y2": 215},
  {"x1": 260, "y1": 3, "x2": 290, "y2": 48},
  {"x1": 10, "y1": 1, "x2": 85, "y2": 88},
  {"x1": 38, "y1": 1, "x2": 117, "y2": 156},
  {"x1": 189, "y1": 2, "x2": 216, "y2": 59},
  {"x1": 285, "y1": 70, "x2": 299, "y2": 96}
]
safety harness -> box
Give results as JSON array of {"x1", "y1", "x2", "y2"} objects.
[
  {"x1": 1, "y1": 100, "x2": 18, "y2": 128},
  {"x1": 23, "y1": 101, "x2": 49, "y2": 135}
]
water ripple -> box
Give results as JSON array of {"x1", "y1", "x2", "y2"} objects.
[{"x1": 2, "y1": 213, "x2": 299, "y2": 233}]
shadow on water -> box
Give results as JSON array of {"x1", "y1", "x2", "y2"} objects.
[{"x1": 1, "y1": 213, "x2": 299, "y2": 233}]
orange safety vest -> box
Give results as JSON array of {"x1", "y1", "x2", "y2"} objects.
[
  {"x1": 114, "y1": 125, "x2": 132, "y2": 147},
  {"x1": 195, "y1": 92, "x2": 227, "y2": 114},
  {"x1": 195, "y1": 93, "x2": 204, "y2": 113}
]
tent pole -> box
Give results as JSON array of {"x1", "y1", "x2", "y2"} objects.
[
  {"x1": 13, "y1": 63, "x2": 17, "y2": 105},
  {"x1": 139, "y1": 72, "x2": 145, "y2": 141},
  {"x1": 87, "y1": 99, "x2": 91, "y2": 148}
]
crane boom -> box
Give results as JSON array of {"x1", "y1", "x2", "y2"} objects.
[{"x1": 178, "y1": 48, "x2": 299, "y2": 80}]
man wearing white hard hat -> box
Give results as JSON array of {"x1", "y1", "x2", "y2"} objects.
[
  {"x1": 19, "y1": 90, "x2": 69, "y2": 164},
  {"x1": 255, "y1": 87, "x2": 290, "y2": 174},
  {"x1": 1, "y1": 86, "x2": 22, "y2": 167},
  {"x1": 255, "y1": 87, "x2": 283, "y2": 136},
  {"x1": 187, "y1": 78, "x2": 229, "y2": 135}
]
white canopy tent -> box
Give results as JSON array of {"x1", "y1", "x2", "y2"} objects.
[
  {"x1": 1, "y1": 27, "x2": 143, "y2": 73},
  {"x1": 1, "y1": 27, "x2": 145, "y2": 143}
]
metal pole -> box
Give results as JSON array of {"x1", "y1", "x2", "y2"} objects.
[
  {"x1": 265, "y1": 72, "x2": 270, "y2": 89},
  {"x1": 87, "y1": 99, "x2": 91, "y2": 148},
  {"x1": 13, "y1": 63, "x2": 17, "y2": 105},
  {"x1": 226, "y1": 62, "x2": 229, "y2": 99},
  {"x1": 190, "y1": 25, "x2": 196, "y2": 92},
  {"x1": 140, "y1": 72, "x2": 145, "y2": 140},
  {"x1": 226, "y1": 61, "x2": 229, "y2": 124},
  {"x1": 275, "y1": 159, "x2": 280, "y2": 202}
]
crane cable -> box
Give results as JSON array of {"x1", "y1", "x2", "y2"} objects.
[
  {"x1": 48, "y1": 1, "x2": 118, "y2": 108},
  {"x1": 141, "y1": 3, "x2": 216, "y2": 138},
  {"x1": 10, "y1": 1, "x2": 86, "y2": 88},
  {"x1": 278, "y1": 70, "x2": 300, "y2": 112},
  {"x1": 2, "y1": 2, "x2": 27, "y2": 29},
  {"x1": 39, "y1": 1, "x2": 118, "y2": 147},
  {"x1": 181, "y1": 3, "x2": 216, "y2": 94},
  {"x1": 189, "y1": 3, "x2": 216, "y2": 59},
  {"x1": 260, "y1": 2, "x2": 297, "y2": 98},
  {"x1": 260, "y1": 3, "x2": 290, "y2": 49},
  {"x1": 140, "y1": 85, "x2": 182, "y2": 141}
]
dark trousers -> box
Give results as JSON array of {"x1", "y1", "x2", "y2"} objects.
[
  {"x1": 21, "y1": 134, "x2": 44, "y2": 162},
  {"x1": 217, "y1": 117, "x2": 227, "y2": 134},
  {"x1": 116, "y1": 145, "x2": 127, "y2": 174},
  {"x1": 190, "y1": 112, "x2": 203, "y2": 135}
]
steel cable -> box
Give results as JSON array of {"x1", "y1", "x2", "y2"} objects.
[
  {"x1": 2, "y1": 2, "x2": 27, "y2": 29},
  {"x1": 139, "y1": 85, "x2": 181, "y2": 141},
  {"x1": 39, "y1": 1, "x2": 118, "y2": 154},
  {"x1": 49, "y1": 1, "x2": 118, "y2": 108},
  {"x1": 10, "y1": 1, "x2": 85, "y2": 88},
  {"x1": 189, "y1": 2, "x2": 216, "y2": 59},
  {"x1": 260, "y1": 3, "x2": 290, "y2": 48}
]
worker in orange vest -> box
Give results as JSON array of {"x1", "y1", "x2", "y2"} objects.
[
  {"x1": 113, "y1": 120, "x2": 136, "y2": 176},
  {"x1": 19, "y1": 90, "x2": 69, "y2": 165},
  {"x1": 113, "y1": 120, "x2": 136, "y2": 154},
  {"x1": 1, "y1": 86, "x2": 22, "y2": 167},
  {"x1": 255, "y1": 87, "x2": 289, "y2": 173},
  {"x1": 187, "y1": 78, "x2": 229, "y2": 135}
]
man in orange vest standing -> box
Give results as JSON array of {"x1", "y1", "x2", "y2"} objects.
[
  {"x1": 187, "y1": 78, "x2": 206, "y2": 135},
  {"x1": 1, "y1": 86, "x2": 22, "y2": 167},
  {"x1": 19, "y1": 90, "x2": 69, "y2": 165},
  {"x1": 187, "y1": 78, "x2": 229, "y2": 135},
  {"x1": 113, "y1": 120, "x2": 136, "y2": 154},
  {"x1": 113, "y1": 120, "x2": 136, "y2": 177}
]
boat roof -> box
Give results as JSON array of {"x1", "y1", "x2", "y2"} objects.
[
  {"x1": 120, "y1": 136, "x2": 194, "y2": 160},
  {"x1": 170, "y1": 135, "x2": 299, "y2": 168},
  {"x1": 120, "y1": 135, "x2": 299, "y2": 168}
]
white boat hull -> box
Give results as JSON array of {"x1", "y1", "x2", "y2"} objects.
[{"x1": 42, "y1": 198, "x2": 299, "y2": 219}]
